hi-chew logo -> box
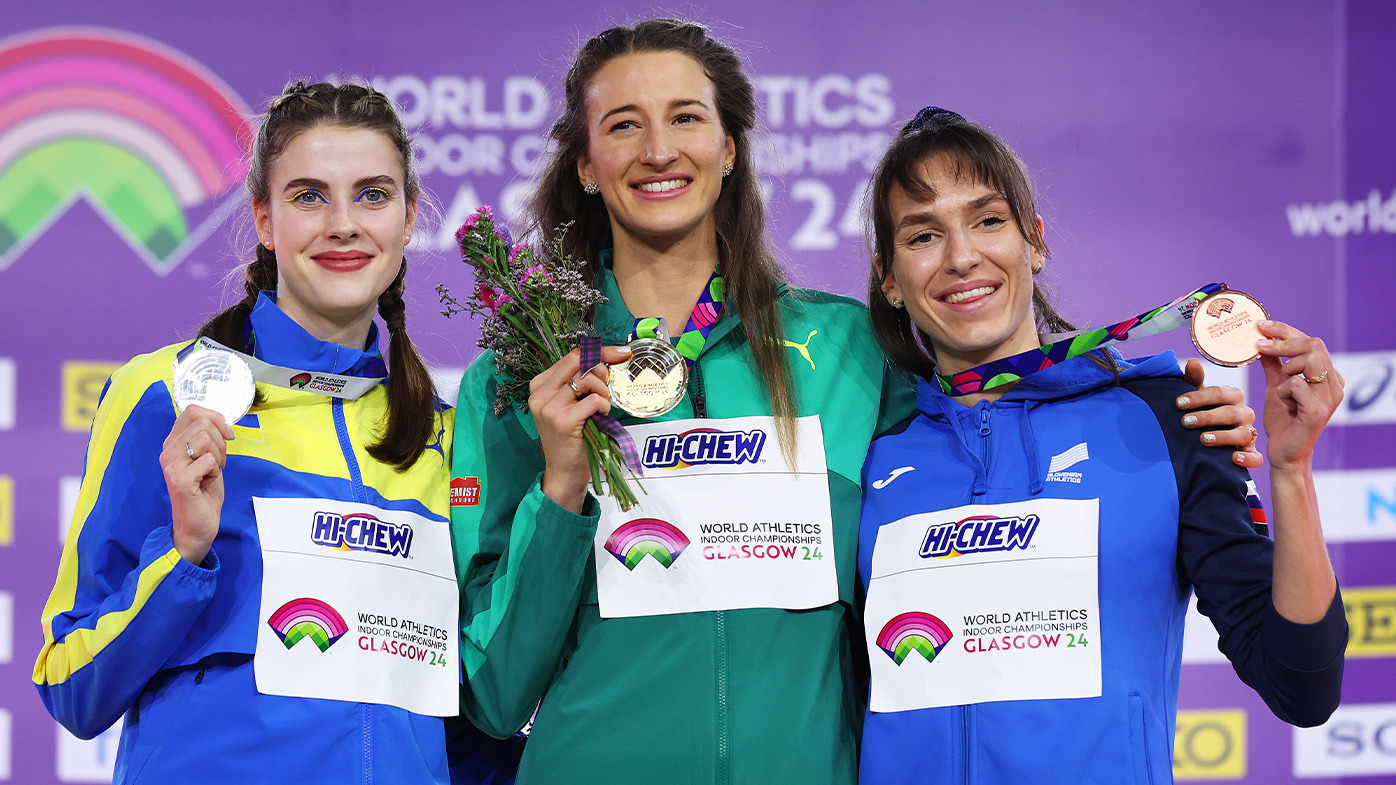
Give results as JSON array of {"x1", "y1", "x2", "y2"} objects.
[
  {"x1": 311, "y1": 511, "x2": 414, "y2": 558},
  {"x1": 877, "y1": 611, "x2": 953, "y2": 665},
  {"x1": 642, "y1": 427, "x2": 767, "y2": 469},
  {"x1": 267, "y1": 597, "x2": 349, "y2": 652},
  {"x1": 0, "y1": 29, "x2": 253, "y2": 273},
  {"x1": 920, "y1": 514, "x2": 1040, "y2": 558},
  {"x1": 289, "y1": 372, "x2": 311, "y2": 388},
  {"x1": 604, "y1": 518, "x2": 690, "y2": 570}
]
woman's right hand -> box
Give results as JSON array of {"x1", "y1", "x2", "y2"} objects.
[
  {"x1": 532, "y1": 346, "x2": 632, "y2": 514},
  {"x1": 160, "y1": 404, "x2": 234, "y2": 565}
]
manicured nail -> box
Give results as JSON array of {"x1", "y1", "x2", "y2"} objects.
[
  {"x1": 616, "y1": 345, "x2": 632, "y2": 355},
  {"x1": 1234, "y1": 453, "x2": 1246, "y2": 464},
  {"x1": 1202, "y1": 432, "x2": 1217, "y2": 445},
  {"x1": 1183, "y1": 414, "x2": 1198, "y2": 427},
  {"x1": 1257, "y1": 339, "x2": 1273, "y2": 348},
  {"x1": 1258, "y1": 320, "x2": 1273, "y2": 327},
  {"x1": 1176, "y1": 395, "x2": 1190, "y2": 407}
]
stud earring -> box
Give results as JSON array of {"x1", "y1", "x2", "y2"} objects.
[
  {"x1": 722, "y1": 162, "x2": 734, "y2": 177},
  {"x1": 889, "y1": 297, "x2": 904, "y2": 309},
  {"x1": 583, "y1": 181, "x2": 599, "y2": 195}
]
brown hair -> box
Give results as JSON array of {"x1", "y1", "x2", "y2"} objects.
[
  {"x1": 199, "y1": 79, "x2": 438, "y2": 470},
  {"x1": 525, "y1": 18, "x2": 797, "y2": 449},
  {"x1": 864, "y1": 108, "x2": 1084, "y2": 381}
]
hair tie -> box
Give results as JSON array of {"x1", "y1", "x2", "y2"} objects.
[
  {"x1": 906, "y1": 105, "x2": 965, "y2": 133},
  {"x1": 269, "y1": 83, "x2": 318, "y2": 112}
]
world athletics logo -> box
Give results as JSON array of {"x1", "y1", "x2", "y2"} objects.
[
  {"x1": 267, "y1": 597, "x2": 349, "y2": 652},
  {"x1": 289, "y1": 372, "x2": 312, "y2": 388},
  {"x1": 0, "y1": 28, "x2": 252, "y2": 274},
  {"x1": 603, "y1": 518, "x2": 690, "y2": 570},
  {"x1": 877, "y1": 611, "x2": 953, "y2": 665}
]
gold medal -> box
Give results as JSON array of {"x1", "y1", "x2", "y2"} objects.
[
  {"x1": 1190, "y1": 287, "x2": 1269, "y2": 367},
  {"x1": 608, "y1": 337, "x2": 688, "y2": 418}
]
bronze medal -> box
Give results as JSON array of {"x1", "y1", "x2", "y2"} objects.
[{"x1": 1190, "y1": 287, "x2": 1269, "y2": 367}]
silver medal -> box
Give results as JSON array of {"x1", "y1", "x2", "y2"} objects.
[{"x1": 173, "y1": 345, "x2": 256, "y2": 424}]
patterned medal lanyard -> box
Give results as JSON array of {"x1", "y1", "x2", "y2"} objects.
[
  {"x1": 632, "y1": 264, "x2": 726, "y2": 366},
  {"x1": 937, "y1": 283, "x2": 1226, "y2": 396}
]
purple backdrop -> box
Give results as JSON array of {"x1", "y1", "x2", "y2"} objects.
[{"x1": 1, "y1": 2, "x2": 1393, "y2": 783}]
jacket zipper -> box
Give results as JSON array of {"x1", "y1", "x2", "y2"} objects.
[
  {"x1": 334, "y1": 398, "x2": 367, "y2": 503},
  {"x1": 715, "y1": 610, "x2": 730, "y2": 785},
  {"x1": 961, "y1": 704, "x2": 971, "y2": 784},
  {"x1": 691, "y1": 360, "x2": 707, "y2": 418},
  {"x1": 362, "y1": 703, "x2": 373, "y2": 785}
]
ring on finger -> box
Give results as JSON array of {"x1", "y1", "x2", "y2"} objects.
[
  {"x1": 185, "y1": 442, "x2": 196, "y2": 460},
  {"x1": 1247, "y1": 426, "x2": 1258, "y2": 444},
  {"x1": 567, "y1": 379, "x2": 581, "y2": 396},
  {"x1": 1305, "y1": 369, "x2": 1328, "y2": 384}
]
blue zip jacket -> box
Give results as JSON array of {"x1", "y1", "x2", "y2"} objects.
[
  {"x1": 34, "y1": 294, "x2": 457, "y2": 784},
  {"x1": 858, "y1": 350, "x2": 1346, "y2": 785}
]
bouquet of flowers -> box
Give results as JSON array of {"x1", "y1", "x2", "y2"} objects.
[{"x1": 438, "y1": 206, "x2": 642, "y2": 510}]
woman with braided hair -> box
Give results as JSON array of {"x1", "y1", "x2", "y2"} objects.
[{"x1": 33, "y1": 80, "x2": 471, "y2": 783}]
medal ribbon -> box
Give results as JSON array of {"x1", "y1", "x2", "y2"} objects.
[
  {"x1": 632, "y1": 264, "x2": 725, "y2": 365},
  {"x1": 580, "y1": 337, "x2": 644, "y2": 474},
  {"x1": 936, "y1": 283, "x2": 1226, "y2": 396},
  {"x1": 179, "y1": 336, "x2": 386, "y2": 400}
]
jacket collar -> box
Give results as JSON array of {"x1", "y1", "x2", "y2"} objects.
[
  {"x1": 247, "y1": 291, "x2": 388, "y2": 378},
  {"x1": 594, "y1": 249, "x2": 757, "y2": 353}
]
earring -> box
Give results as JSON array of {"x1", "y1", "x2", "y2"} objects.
[
  {"x1": 404, "y1": 234, "x2": 413, "y2": 246},
  {"x1": 583, "y1": 181, "x2": 599, "y2": 195},
  {"x1": 722, "y1": 162, "x2": 734, "y2": 177},
  {"x1": 1032, "y1": 260, "x2": 1043, "y2": 274},
  {"x1": 889, "y1": 297, "x2": 904, "y2": 309}
]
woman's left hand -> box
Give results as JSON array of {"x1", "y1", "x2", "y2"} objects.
[
  {"x1": 1178, "y1": 359, "x2": 1264, "y2": 469},
  {"x1": 1256, "y1": 320, "x2": 1344, "y2": 472}
]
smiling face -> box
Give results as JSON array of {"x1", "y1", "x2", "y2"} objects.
[
  {"x1": 881, "y1": 153, "x2": 1046, "y2": 376},
  {"x1": 576, "y1": 51, "x2": 735, "y2": 250},
  {"x1": 254, "y1": 125, "x2": 416, "y2": 345}
]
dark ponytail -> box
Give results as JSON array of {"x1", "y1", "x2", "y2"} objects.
[{"x1": 199, "y1": 79, "x2": 439, "y2": 470}]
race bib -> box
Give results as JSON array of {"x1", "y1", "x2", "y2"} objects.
[
  {"x1": 594, "y1": 415, "x2": 837, "y2": 618},
  {"x1": 253, "y1": 497, "x2": 459, "y2": 716},
  {"x1": 865, "y1": 498, "x2": 1101, "y2": 712}
]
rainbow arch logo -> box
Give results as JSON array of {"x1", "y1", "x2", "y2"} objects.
[
  {"x1": 603, "y1": 518, "x2": 691, "y2": 570},
  {"x1": 0, "y1": 28, "x2": 253, "y2": 274},
  {"x1": 267, "y1": 597, "x2": 349, "y2": 652},
  {"x1": 877, "y1": 611, "x2": 953, "y2": 666}
]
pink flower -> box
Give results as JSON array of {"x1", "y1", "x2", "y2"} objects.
[{"x1": 508, "y1": 241, "x2": 528, "y2": 264}]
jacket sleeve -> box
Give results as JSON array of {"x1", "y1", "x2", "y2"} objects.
[
  {"x1": 1127, "y1": 376, "x2": 1346, "y2": 727},
  {"x1": 451, "y1": 356, "x2": 599, "y2": 737},
  {"x1": 33, "y1": 366, "x2": 219, "y2": 739}
]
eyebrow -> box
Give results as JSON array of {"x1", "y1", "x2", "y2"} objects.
[
  {"x1": 895, "y1": 193, "x2": 1008, "y2": 231},
  {"x1": 598, "y1": 99, "x2": 709, "y2": 125},
  {"x1": 281, "y1": 175, "x2": 398, "y2": 193}
]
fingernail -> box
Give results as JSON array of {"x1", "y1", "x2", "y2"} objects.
[
  {"x1": 1176, "y1": 395, "x2": 1190, "y2": 407},
  {"x1": 1202, "y1": 433, "x2": 1217, "y2": 445},
  {"x1": 1183, "y1": 414, "x2": 1198, "y2": 427},
  {"x1": 1258, "y1": 320, "x2": 1273, "y2": 327},
  {"x1": 616, "y1": 345, "x2": 632, "y2": 355},
  {"x1": 1234, "y1": 453, "x2": 1246, "y2": 464},
  {"x1": 1257, "y1": 339, "x2": 1273, "y2": 348}
]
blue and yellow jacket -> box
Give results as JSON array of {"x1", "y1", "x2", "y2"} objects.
[
  {"x1": 858, "y1": 350, "x2": 1347, "y2": 785},
  {"x1": 34, "y1": 294, "x2": 455, "y2": 784}
]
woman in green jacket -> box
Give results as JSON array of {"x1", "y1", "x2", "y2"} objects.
[{"x1": 449, "y1": 19, "x2": 1258, "y2": 785}]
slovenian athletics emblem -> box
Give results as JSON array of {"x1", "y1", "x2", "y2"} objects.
[
  {"x1": 267, "y1": 598, "x2": 349, "y2": 652},
  {"x1": 289, "y1": 372, "x2": 312, "y2": 388},
  {"x1": 603, "y1": 518, "x2": 690, "y2": 570},
  {"x1": 877, "y1": 611, "x2": 953, "y2": 665}
]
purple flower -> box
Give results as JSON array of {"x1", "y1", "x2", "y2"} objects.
[{"x1": 508, "y1": 241, "x2": 528, "y2": 264}]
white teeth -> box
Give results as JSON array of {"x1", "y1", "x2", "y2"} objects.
[
  {"x1": 943, "y1": 286, "x2": 996, "y2": 304},
  {"x1": 635, "y1": 179, "x2": 690, "y2": 193}
]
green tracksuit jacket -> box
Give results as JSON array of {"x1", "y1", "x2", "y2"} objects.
[{"x1": 451, "y1": 264, "x2": 914, "y2": 785}]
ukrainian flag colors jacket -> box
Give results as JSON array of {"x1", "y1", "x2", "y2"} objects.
[
  {"x1": 34, "y1": 294, "x2": 455, "y2": 784},
  {"x1": 858, "y1": 350, "x2": 1347, "y2": 785},
  {"x1": 451, "y1": 262, "x2": 915, "y2": 785}
]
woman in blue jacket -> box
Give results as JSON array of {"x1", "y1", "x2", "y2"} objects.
[
  {"x1": 857, "y1": 107, "x2": 1346, "y2": 784},
  {"x1": 32, "y1": 80, "x2": 485, "y2": 783}
]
